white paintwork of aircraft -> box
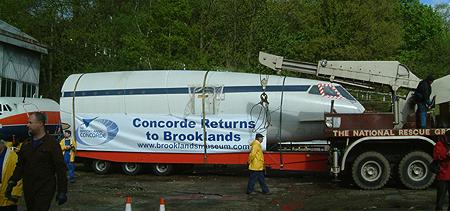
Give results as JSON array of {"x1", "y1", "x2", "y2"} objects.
[
  {"x1": 0, "y1": 97, "x2": 60, "y2": 141},
  {"x1": 60, "y1": 70, "x2": 364, "y2": 144}
]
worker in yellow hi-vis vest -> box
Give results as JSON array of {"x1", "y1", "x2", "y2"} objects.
[
  {"x1": 246, "y1": 133, "x2": 270, "y2": 195},
  {"x1": 60, "y1": 130, "x2": 77, "y2": 183},
  {"x1": 1, "y1": 140, "x2": 23, "y2": 210}
]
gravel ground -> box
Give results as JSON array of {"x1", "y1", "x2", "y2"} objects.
[{"x1": 15, "y1": 164, "x2": 440, "y2": 211}]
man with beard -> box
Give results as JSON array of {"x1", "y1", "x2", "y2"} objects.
[{"x1": 5, "y1": 112, "x2": 68, "y2": 210}]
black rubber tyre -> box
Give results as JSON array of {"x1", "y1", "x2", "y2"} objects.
[
  {"x1": 398, "y1": 151, "x2": 435, "y2": 190},
  {"x1": 352, "y1": 151, "x2": 391, "y2": 190},
  {"x1": 92, "y1": 160, "x2": 111, "y2": 175},
  {"x1": 121, "y1": 163, "x2": 142, "y2": 176},
  {"x1": 152, "y1": 163, "x2": 173, "y2": 176}
]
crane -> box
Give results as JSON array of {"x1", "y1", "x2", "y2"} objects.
[{"x1": 258, "y1": 51, "x2": 422, "y2": 127}]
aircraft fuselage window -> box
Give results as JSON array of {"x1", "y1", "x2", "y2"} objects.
[
  {"x1": 323, "y1": 86, "x2": 339, "y2": 96},
  {"x1": 335, "y1": 86, "x2": 356, "y2": 101},
  {"x1": 308, "y1": 85, "x2": 321, "y2": 95}
]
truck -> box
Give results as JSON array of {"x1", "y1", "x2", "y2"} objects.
[
  {"x1": 259, "y1": 52, "x2": 450, "y2": 190},
  {"x1": 60, "y1": 52, "x2": 449, "y2": 190}
]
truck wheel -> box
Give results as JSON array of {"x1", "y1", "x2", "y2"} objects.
[
  {"x1": 92, "y1": 160, "x2": 111, "y2": 175},
  {"x1": 398, "y1": 151, "x2": 435, "y2": 189},
  {"x1": 352, "y1": 151, "x2": 391, "y2": 190},
  {"x1": 152, "y1": 164, "x2": 173, "y2": 176},
  {"x1": 121, "y1": 163, "x2": 142, "y2": 175}
]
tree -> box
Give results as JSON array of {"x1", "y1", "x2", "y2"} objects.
[
  {"x1": 0, "y1": 0, "x2": 449, "y2": 100},
  {"x1": 397, "y1": 0, "x2": 450, "y2": 78}
]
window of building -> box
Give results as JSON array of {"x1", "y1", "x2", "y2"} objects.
[
  {"x1": 1, "y1": 78, "x2": 18, "y2": 97},
  {"x1": 21, "y1": 82, "x2": 38, "y2": 97},
  {"x1": 22, "y1": 83, "x2": 26, "y2": 97},
  {"x1": 5, "y1": 80, "x2": 11, "y2": 96},
  {"x1": 11, "y1": 81, "x2": 16, "y2": 96},
  {"x1": 1, "y1": 81, "x2": 5, "y2": 96}
]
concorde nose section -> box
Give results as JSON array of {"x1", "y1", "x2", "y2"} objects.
[{"x1": 334, "y1": 100, "x2": 365, "y2": 114}]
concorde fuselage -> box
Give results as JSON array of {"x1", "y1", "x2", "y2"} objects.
[{"x1": 60, "y1": 70, "x2": 364, "y2": 144}]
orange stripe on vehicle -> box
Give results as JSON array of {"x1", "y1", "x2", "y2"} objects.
[
  {"x1": 76, "y1": 151, "x2": 329, "y2": 172},
  {"x1": 43, "y1": 111, "x2": 61, "y2": 124},
  {"x1": 0, "y1": 113, "x2": 29, "y2": 125},
  {"x1": 0, "y1": 111, "x2": 60, "y2": 125}
]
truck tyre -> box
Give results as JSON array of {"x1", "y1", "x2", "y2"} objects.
[
  {"x1": 152, "y1": 164, "x2": 173, "y2": 176},
  {"x1": 398, "y1": 151, "x2": 435, "y2": 189},
  {"x1": 92, "y1": 160, "x2": 111, "y2": 175},
  {"x1": 352, "y1": 151, "x2": 391, "y2": 190},
  {"x1": 121, "y1": 163, "x2": 142, "y2": 175}
]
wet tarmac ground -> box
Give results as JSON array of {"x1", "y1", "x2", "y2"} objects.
[{"x1": 21, "y1": 164, "x2": 440, "y2": 211}]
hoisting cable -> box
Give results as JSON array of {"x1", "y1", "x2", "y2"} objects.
[
  {"x1": 277, "y1": 76, "x2": 287, "y2": 169},
  {"x1": 72, "y1": 74, "x2": 85, "y2": 137},
  {"x1": 201, "y1": 70, "x2": 210, "y2": 163},
  {"x1": 250, "y1": 76, "x2": 271, "y2": 133}
]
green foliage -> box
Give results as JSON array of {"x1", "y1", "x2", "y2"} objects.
[
  {"x1": 290, "y1": 0, "x2": 404, "y2": 61},
  {"x1": 0, "y1": 0, "x2": 448, "y2": 100},
  {"x1": 397, "y1": 0, "x2": 450, "y2": 78}
]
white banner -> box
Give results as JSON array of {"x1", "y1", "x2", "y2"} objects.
[{"x1": 75, "y1": 114, "x2": 266, "y2": 153}]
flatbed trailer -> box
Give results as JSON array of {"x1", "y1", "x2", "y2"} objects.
[{"x1": 77, "y1": 150, "x2": 329, "y2": 174}]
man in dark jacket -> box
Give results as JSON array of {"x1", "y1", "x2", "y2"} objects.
[
  {"x1": 5, "y1": 112, "x2": 68, "y2": 211},
  {"x1": 414, "y1": 75, "x2": 434, "y2": 128},
  {"x1": 433, "y1": 130, "x2": 450, "y2": 211}
]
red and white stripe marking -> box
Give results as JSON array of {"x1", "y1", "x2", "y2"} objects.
[{"x1": 318, "y1": 83, "x2": 342, "y2": 99}]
